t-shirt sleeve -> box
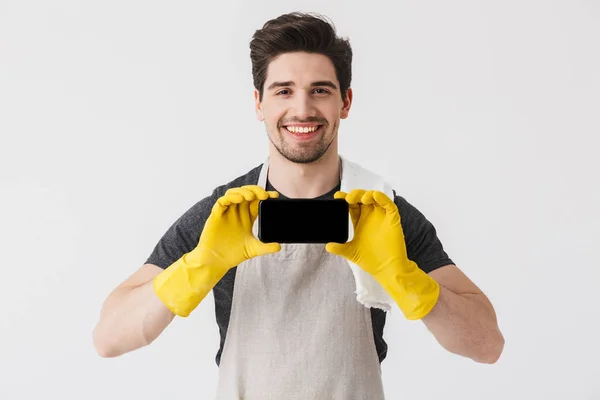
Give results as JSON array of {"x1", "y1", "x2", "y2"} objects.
[
  {"x1": 145, "y1": 192, "x2": 217, "y2": 269},
  {"x1": 394, "y1": 191, "x2": 454, "y2": 273}
]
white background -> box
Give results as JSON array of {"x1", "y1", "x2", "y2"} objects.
[{"x1": 1, "y1": 0, "x2": 599, "y2": 399}]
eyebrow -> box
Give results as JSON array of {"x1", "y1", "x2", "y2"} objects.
[{"x1": 266, "y1": 80, "x2": 338, "y2": 91}]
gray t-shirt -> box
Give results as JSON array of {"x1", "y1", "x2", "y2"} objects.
[{"x1": 145, "y1": 162, "x2": 454, "y2": 366}]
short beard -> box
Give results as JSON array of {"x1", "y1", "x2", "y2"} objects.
[{"x1": 269, "y1": 121, "x2": 336, "y2": 164}]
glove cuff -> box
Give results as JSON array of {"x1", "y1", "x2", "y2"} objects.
[
  {"x1": 153, "y1": 254, "x2": 227, "y2": 317},
  {"x1": 374, "y1": 260, "x2": 440, "y2": 320}
]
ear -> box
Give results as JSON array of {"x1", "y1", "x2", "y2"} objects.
[
  {"x1": 254, "y1": 89, "x2": 264, "y2": 121},
  {"x1": 340, "y1": 87, "x2": 353, "y2": 120}
]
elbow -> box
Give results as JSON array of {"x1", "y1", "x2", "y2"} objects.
[
  {"x1": 92, "y1": 325, "x2": 121, "y2": 358},
  {"x1": 477, "y1": 330, "x2": 505, "y2": 364},
  {"x1": 94, "y1": 345, "x2": 119, "y2": 359}
]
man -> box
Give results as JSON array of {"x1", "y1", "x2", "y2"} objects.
[{"x1": 93, "y1": 12, "x2": 504, "y2": 399}]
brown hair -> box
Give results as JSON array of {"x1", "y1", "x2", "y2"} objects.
[{"x1": 249, "y1": 12, "x2": 353, "y2": 101}]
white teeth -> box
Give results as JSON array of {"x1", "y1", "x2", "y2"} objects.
[{"x1": 285, "y1": 125, "x2": 319, "y2": 134}]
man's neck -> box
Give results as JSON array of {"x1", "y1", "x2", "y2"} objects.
[{"x1": 267, "y1": 150, "x2": 340, "y2": 199}]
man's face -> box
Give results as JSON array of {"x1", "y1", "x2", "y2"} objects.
[{"x1": 255, "y1": 52, "x2": 352, "y2": 164}]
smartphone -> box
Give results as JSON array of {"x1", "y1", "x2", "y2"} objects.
[{"x1": 258, "y1": 198, "x2": 349, "y2": 244}]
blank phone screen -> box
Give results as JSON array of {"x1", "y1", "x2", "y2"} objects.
[{"x1": 258, "y1": 198, "x2": 349, "y2": 244}]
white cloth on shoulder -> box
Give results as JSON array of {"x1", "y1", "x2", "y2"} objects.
[{"x1": 339, "y1": 155, "x2": 395, "y2": 312}]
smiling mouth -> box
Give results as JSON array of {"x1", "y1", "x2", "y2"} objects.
[{"x1": 282, "y1": 124, "x2": 324, "y2": 136}]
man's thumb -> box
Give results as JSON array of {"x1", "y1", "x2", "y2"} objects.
[
  {"x1": 258, "y1": 242, "x2": 281, "y2": 255},
  {"x1": 325, "y1": 242, "x2": 348, "y2": 256}
]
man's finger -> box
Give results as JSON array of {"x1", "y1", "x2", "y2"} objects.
[
  {"x1": 334, "y1": 191, "x2": 347, "y2": 200},
  {"x1": 243, "y1": 185, "x2": 272, "y2": 201},
  {"x1": 360, "y1": 190, "x2": 376, "y2": 205},
  {"x1": 226, "y1": 187, "x2": 258, "y2": 202},
  {"x1": 346, "y1": 189, "x2": 367, "y2": 204},
  {"x1": 372, "y1": 191, "x2": 398, "y2": 214}
]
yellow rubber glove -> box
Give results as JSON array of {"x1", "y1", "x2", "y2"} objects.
[
  {"x1": 325, "y1": 190, "x2": 440, "y2": 320},
  {"x1": 153, "y1": 185, "x2": 281, "y2": 317}
]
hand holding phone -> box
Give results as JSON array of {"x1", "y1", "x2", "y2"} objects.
[
  {"x1": 153, "y1": 185, "x2": 282, "y2": 317},
  {"x1": 324, "y1": 190, "x2": 441, "y2": 320}
]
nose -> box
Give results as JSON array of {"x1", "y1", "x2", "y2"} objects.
[{"x1": 291, "y1": 91, "x2": 317, "y2": 120}]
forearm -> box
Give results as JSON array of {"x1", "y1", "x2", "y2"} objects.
[
  {"x1": 93, "y1": 280, "x2": 175, "y2": 358},
  {"x1": 421, "y1": 285, "x2": 504, "y2": 363}
]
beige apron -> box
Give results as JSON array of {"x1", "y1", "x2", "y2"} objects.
[{"x1": 214, "y1": 159, "x2": 387, "y2": 400}]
